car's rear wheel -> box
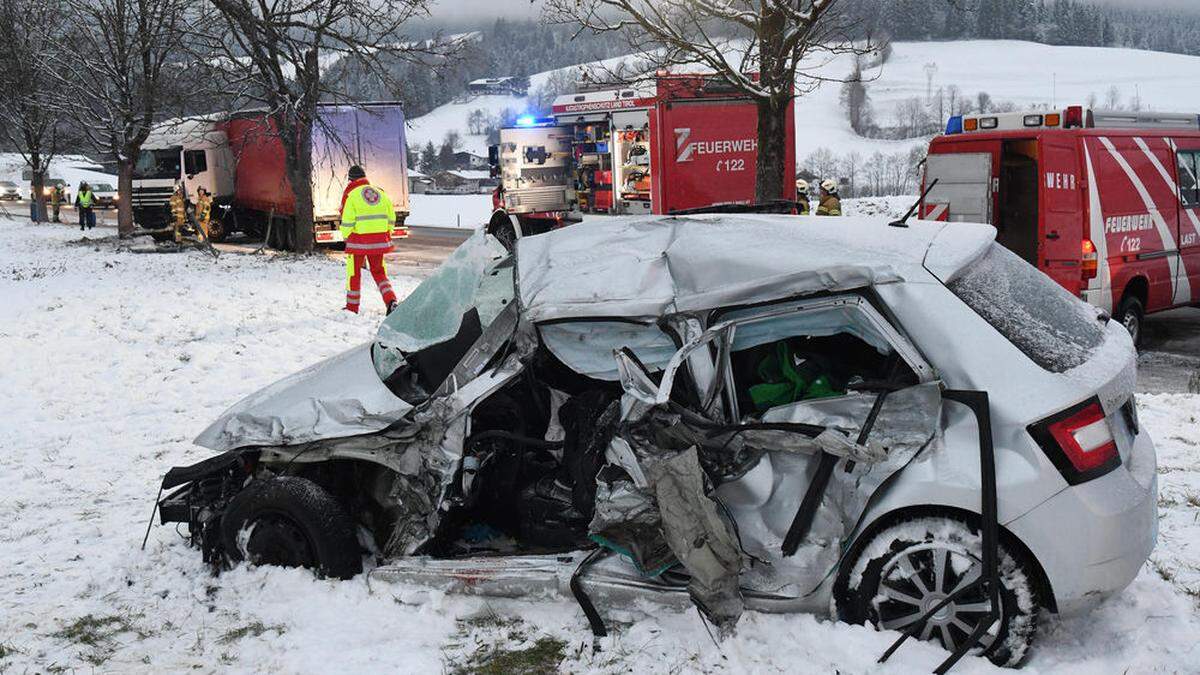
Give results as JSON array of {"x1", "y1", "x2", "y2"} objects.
[
  {"x1": 221, "y1": 476, "x2": 362, "y2": 579},
  {"x1": 1115, "y1": 295, "x2": 1144, "y2": 348},
  {"x1": 834, "y1": 516, "x2": 1042, "y2": 668}
]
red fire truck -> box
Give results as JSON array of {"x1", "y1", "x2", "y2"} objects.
[
  {"x1": 922, "y1": 106, "x2": 1200, "y2": 344},
  {"x1": 486, "y1": 74, "x2": 796, "y2": 247}
]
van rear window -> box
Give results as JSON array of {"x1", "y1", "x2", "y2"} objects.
[{"x1": 948, "y1": 244, "x2": 1106, "y2": 373}]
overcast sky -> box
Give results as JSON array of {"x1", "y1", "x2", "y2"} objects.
[{"x1": 426, "y1": 0, "x2": 1197, "y2": 20}]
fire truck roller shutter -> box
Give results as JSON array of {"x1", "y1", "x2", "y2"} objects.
[{"x1": 924, "y1": 152, "x2": 994, "y2": 225}]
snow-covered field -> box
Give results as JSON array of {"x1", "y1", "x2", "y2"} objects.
[
  {"x1": 0, "y1": 153, "x2": 118, "y2": 193},
  {"x1": 2, "y1": 217, "x2": 1199, "y2": 673}
]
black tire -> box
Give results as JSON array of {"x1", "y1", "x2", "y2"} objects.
[
  {"x1": 1115, "y1": 295, "x2": 1144, "y2": 348},
  {"x1": 834, "y1": 516, "x2": 1042, "y2": 668},
  {"x1": 221, "y1": 476, "x2": 362, "y2": 579},
  {"x1": 207, "y1": 213, "x2": 229, "y2": 243}
]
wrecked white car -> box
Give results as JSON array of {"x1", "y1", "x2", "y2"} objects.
[{"x1": 158, "y1": 214, "x2": 1156, "y2": 669}]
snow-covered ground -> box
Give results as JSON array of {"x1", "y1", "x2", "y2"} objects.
[
  {"x1": 407, "y1": 193, "x2": 494, "y2": 229},
  {"x1": 1, "y1": 217, "x2": 1198, "y2": 673}
]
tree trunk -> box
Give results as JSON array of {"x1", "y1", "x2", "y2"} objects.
[
  {"x1": 754, "y1": 95, "x2": 791, "y2": 204},
  {"x1": 277, "y1": 111, "x2": 315, "y2": 254},
  {"x1": 30, "y1": 156, "x2": 45, "y2": 223},
  {"x1": 116, "y1": 158, "x2": 136, "y2": 237},
  {"x1": 290, "y1": 125, "x2": 315, "y2": 254}
]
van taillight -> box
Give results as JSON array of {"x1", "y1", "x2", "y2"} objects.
[
  {"x1": 1081, "y1": 239, "x2": 1098, "y2": 281},
  {"x1": 1065, "y1": 106, "x2": 1085, "y2": 129},
  {"x1": 1027, "y1": 398, "x2": 1121, "y2": 485}
]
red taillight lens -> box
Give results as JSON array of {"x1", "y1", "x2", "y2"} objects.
[
  {"x1": 1028, "y1": 398, "x2": 1122, "y2": 485},
  {"x1": 1065, "y1": 106, "x2": 1084, "y2": 129}
]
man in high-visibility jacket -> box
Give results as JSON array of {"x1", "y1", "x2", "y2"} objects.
[
  {"x1": 340, "y1": 165, "x2": 397, "y2": 314},
  {"x1": 76, "y1": 183, "x2": 97, "y2": 230}
]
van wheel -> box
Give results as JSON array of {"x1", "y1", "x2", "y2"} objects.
[
  {"x1": 834, "y1": 516, "x2": 1041, "y2": 668},
  {"x1": 1115, "y1": 296, "x2": 1144, "y2": 347},
  {"x1": 221, "y1": 476, "x2": 362, "y2": 579}
]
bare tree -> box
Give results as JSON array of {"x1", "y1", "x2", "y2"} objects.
[
  {"x1": 195, "y1": 0, "x2": 452, "y2": 252},
  {"x1": 52, "y1": 0, "x2": 188, "y2": 237},
  {"x1": 0, "y1": 0, "x2": 66, "y2": 223},
  {"x1": 546, "y1": 0, "x2": 870, "y2": 203}
]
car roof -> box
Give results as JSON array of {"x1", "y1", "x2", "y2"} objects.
[{"x1": 515, "y1": 214, "x2": 996, "y2": 322}]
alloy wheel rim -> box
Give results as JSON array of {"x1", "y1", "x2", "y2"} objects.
[{"x1": 872, "y1": 543, "x2": 1001, "y2": 654}]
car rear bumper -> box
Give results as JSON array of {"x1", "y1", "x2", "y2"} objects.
[{"x1": 1007, "y1": 428, "x2": 1157, "y2": 615}]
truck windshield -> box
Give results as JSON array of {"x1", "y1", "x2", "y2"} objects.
[
  {"x1": 948, "y1": 243, "x2": 1106, "y2": 373},
  {"x1": 133, "y1": 148, "x2": 182, "y2": 180}
]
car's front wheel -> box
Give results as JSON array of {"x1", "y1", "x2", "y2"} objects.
[
  {"x1": 220, "y1": 476, "x2": 362, "y2": 579},
  {"x1": 834, "y1": 515, "x2": 1042, "y2": 668}
]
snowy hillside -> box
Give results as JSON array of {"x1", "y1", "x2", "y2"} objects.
[
  {"x1": 406, "y1": 39, "x2": 1200, "y2": 169},
  {"x1": 0, "y1": 153, "x2": 118, "y2": 192}
]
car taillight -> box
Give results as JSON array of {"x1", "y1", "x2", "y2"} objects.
[{"x1": 1028, "y1": 398, "x2": 1121, "y2": 485}]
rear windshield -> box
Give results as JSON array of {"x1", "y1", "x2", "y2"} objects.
[{"x1": 948, "y1": 243, "x2": 1105, "y2": 372}]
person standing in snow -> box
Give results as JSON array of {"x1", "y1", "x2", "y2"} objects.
[
  {"x1": 76, "y1": 183, "x2": 97, "y2": 230},
  {"x1": 795, "y1": 178, "x2": 810, "y2": 215},
  {"x1": 74, "y1": 182, "x2": 86, "y2": 229},
  {"x1": 194, "y1": 187, "x2": 212, "y2": 239},
  {"x1": 50, "y1": 184, "x2": 62, "y2": 222},
  {"x1": 339, "y1": 165, "x2": 398, "y2": 314},
  {"x1": 816, "y1": 179, "x2": 842, "y2": 217},
  {"x1": 169, "y1": 182, "x2": 188, "y2": 243}
]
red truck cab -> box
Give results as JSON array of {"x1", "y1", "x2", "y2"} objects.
[
  {"x1": 923, "y1": 106, "x2": 1200, "y2": 344},
  {"x1": 487, "y1": 74, "x2": 795, "y2": 245}
]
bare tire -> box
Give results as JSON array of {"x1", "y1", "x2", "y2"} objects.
[
  {"x1": 1115, "y1": 295, "x2": 1144, "y2": 348},
  {"x1": 834, "y1": 516, "x2": 1041, "y2": 668},
  {"x1": 221, "y1": 476, "x2": 362, "y2": 579}
]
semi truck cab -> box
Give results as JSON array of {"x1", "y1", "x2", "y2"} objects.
[{"x1": 131, "y1": 119, "x2": 235, "y2": 230}]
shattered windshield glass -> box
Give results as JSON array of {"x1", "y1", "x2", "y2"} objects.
[
  {"x1": 372, "y1": 231, "x2": 512, "y2": 383},
  {"x1": 948, "y1": 243, "x2": 1105, "y2": 373}
]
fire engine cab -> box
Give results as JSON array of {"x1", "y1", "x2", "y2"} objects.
[
  {"x1": 486, "y1": 74, "x2": 795, "y2": 247},
  {"x1": 923, "y1": 106, "x2": 1200, "y2": 344}
]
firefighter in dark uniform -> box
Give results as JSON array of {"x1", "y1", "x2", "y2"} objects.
[
  {"x1": 795, "y1": 178, "x2": 810, "y2": 215},
  {"x1": 817, "y1": 179, "x2": 842, "y2": 216}
]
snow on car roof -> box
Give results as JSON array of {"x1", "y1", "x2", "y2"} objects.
[{"x1": 516, "y1": 214, "x2": 996, "y2": 321}]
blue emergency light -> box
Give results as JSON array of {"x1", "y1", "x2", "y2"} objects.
[
  {"x1": 946, "y1": 115, "x2": 964, "y2": 135},
  {"x1": 515, "y1": 114, "x2": 556, "y2": 128}
]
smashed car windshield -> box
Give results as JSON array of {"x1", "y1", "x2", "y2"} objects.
[
  {"x1": 948, "y1": 243, "x2": 1105, "y2": 373},
  {"x1": 539, "y1": 321, "x2": 677, "y2": 380},
  {"x1": 373, "y1": 231, "x2": 511, "y2": 381}
]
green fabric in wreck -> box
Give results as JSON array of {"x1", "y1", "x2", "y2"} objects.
[
  {"x1": 748, "y1": 341, "x2": 843, "y2": 411},
  {"x1": 589, "y1": 534, "x2": 676, "y2": 578}
]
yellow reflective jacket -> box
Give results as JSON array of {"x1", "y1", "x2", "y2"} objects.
[{"x1": 340, "y1": 181, "x2": 395, "y2": 254}]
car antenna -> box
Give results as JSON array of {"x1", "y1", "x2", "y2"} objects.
[{"x1": 889, "y1": 178, "x2": 939, "y2": 228}]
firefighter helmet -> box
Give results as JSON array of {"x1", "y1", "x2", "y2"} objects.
[
  {"x1": 820, "y1": 179, "x2": 838, "y2": 194},
  {"x1": 795, "y1": 178, "x2": 809, "y2": 195}
]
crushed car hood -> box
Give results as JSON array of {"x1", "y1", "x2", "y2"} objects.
[{"x1": 194, "y1": 343, "x2": 412, "y2": 452}]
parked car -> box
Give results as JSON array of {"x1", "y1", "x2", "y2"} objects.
[
  {"x1": 91, "y1": 183, "x2": 118, "y2": 208},
  {"x1": 31, "y1": 179, "x2": 68, "y2": 203},
  {"x1": 157, "y1": 214, "x2": 1155, "y2": 668},
  {"x1": 0, "y1": 180, "x2": 19, "y2": 200}
]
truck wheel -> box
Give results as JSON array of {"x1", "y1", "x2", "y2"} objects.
[
  {"x1": 834, "y1": 516, "x2": 1041, "y2": 668},
  {"x1": 220, "y1": 476, "x2": 362, "y2": 579},
  {"x1": 208, "y1": 215, "x2": 228, "y2": 243},
  {"x1": 1115, "y1": 296, "x2": 1144, "y2": 348}
]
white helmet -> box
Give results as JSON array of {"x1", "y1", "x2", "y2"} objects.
[
  {"x1": 820, "y1": 178, "x2": 838, "y2": 194},
  {"x1": 795, "y1": 178, "x2": 809, "y2": 194}
]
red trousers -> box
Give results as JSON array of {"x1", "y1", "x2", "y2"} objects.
[{"x1": 345, "y1": 254, "x2": 396, "y2": 312}]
